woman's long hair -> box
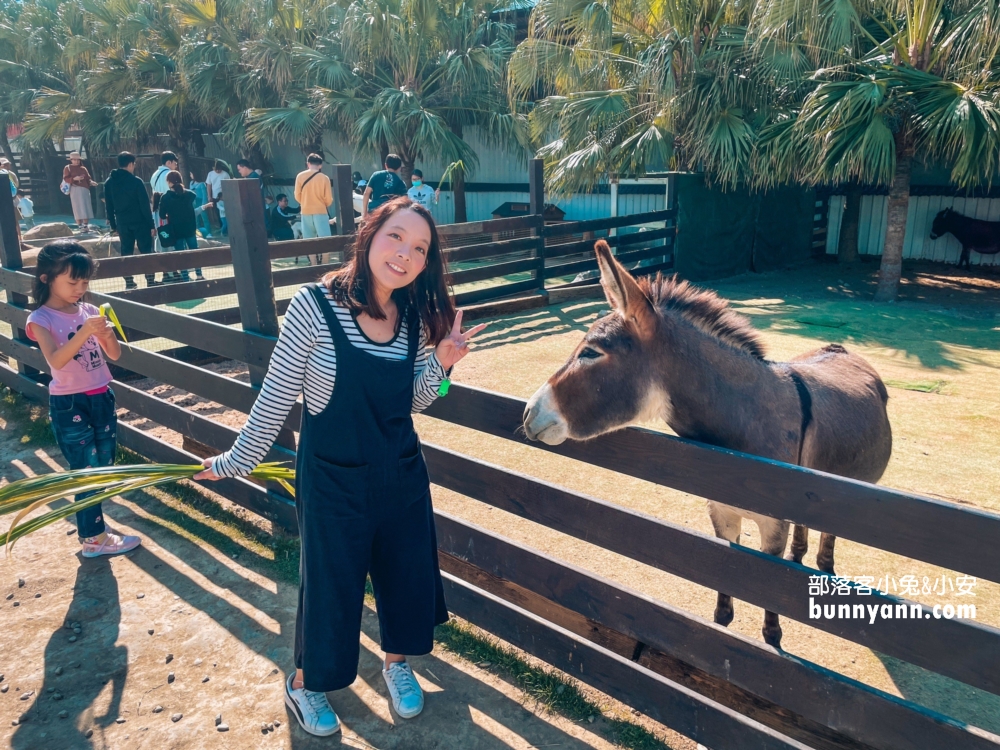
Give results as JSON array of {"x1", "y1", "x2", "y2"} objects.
[{"x1": 322, "y1": 197, "x2": 455, "y2": 345}]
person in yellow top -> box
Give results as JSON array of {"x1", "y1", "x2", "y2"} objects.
[{"x1": 294, "y1": 153, "x2": 333, "y2": 240}]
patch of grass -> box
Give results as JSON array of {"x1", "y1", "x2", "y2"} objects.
[
  {"x1": 436, "y1": 619, "x2": 672, "y2": 750},
  {"x1": 884, "y1": 379, "x2": 949, "y2": 394},
  {"x1": 0, "y1": 385, "x2": 56, "y2": 447}
]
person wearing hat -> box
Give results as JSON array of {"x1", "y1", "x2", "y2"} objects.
[{"x1": 63, "y1": 152, "x2": 98, "y2": 232}]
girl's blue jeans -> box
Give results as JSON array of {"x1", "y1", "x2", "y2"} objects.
[
  {"x1": 49, "y1": 389, "x2": 118, "y2": 539},
  {"x1": 170, "y1": 236, "x2": 202, "y2": 279}
]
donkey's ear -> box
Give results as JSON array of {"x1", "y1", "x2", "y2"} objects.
[{"x1": 594, "y1": 240, "x2": 656, "y2": 334}]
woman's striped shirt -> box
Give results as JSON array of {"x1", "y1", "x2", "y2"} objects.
[{"x1": 212, "y1": 285, "x2": 445, "y2": 478}]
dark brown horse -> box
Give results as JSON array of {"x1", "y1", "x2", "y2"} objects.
[
  {"x1": 522, "y1": 241, "x2": 893, "y2": 648},
  {"x1": 929, "y1": 207, "x2": 1000, "y2": 269}
]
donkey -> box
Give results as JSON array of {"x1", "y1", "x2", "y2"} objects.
[
  {"x1": 930, "y1": 207, "x2": 1000, "y2": 270},
  {"x1": 522, "y1": 241, "x2": 893, "y2": 648}
]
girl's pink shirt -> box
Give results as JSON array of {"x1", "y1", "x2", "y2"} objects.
[{"x1": 26, "y1": 303, "x2": 113, "y2": 395}]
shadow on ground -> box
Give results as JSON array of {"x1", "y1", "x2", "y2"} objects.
[
  {"x1": 875, "y1": 654, "x2": 1000, "y2": 735},
  {"x1": 11, "y1": 558, "x2": 127, "y2": 749},
  {"x1": 4, "y1": 480, "x2": 637, "y2": 750},
  {"x1": 474, "y1": 260, "x2": 1000, "y2": 370}
]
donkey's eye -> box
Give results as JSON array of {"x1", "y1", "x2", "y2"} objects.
[{"x1": 578, "y1": 347, "x2": 602, "y2": 360}]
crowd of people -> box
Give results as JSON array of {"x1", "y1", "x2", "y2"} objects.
[{"x1": 10, "y1": 148, "x2": 445, "y2": 287}]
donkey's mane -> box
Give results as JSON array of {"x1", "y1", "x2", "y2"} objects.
[{"x1": 638, "y1": 273, "x2": 767, "y2": 359}]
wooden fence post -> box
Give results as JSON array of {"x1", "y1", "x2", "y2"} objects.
[
  {"x1": 331, "y1": 164, "x2": 355, "y2": 266},
  {"x1": 224, "y1": 178, "x2": 296, "y2": 450},
  {"x1": 529, "y1": 158, "x2": 546, "y2": 291},
  {"x1": 332, "y1": 164, "x2": 355, "y2": 237},
  {"x1": 0, "y1": 175, "x2": 38, "y2": 379},
  {"x1": 666, "y1": 173, "x2": 677, "y2": 266}
]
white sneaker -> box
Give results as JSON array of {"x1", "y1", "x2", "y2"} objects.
[
  {"x1": 81, "y1": 533, "x2": 141, "y2": 558},
  {"x1": 284, "y1": 672, "x2": 340, "y2": 736},
  {"x1": 382, "y1": 661, "x2": 423, "y2": 719}
]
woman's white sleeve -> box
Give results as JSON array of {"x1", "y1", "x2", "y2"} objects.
[
  {"x1": 212, "y1": 291, "x2": 317, "y2": 477},
  {"x1": 412, "y1": 325, "x2": 447, "y2": 413}
]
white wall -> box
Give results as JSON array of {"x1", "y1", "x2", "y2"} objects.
[
  {"x1": 825, "y1": 194, "x2": 1000, "y2": 266},
  {"x1": 201, "y1": 130, "x2": 668, "y2": 224}
]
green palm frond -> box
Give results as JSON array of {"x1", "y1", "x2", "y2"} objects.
[
  {"x1": 246, "y1": 103, "x2": 322, "y2": 154},
  {"x1": 0, "y1": 463, "x2": 295, "y2": 554}
]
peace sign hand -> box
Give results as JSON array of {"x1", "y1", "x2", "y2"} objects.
[{"x1": 434, "y1": 310, "x2": 486, "y2": 371}]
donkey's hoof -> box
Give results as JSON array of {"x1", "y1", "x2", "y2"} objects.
[
  {"x1": 784, "y1": 551, "x2": 804, "y2": 564},
  {"x1": 818, "y1": 560, "x2": 836, "y2": 575},
  {"x1": 714, "y1": 607, "x2": 734, "y2": 627},
  {"x1": 763, "y1": 625, "x2": 783, "y2": 649}
]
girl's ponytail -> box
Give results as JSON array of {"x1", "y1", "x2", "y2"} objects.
[{"x1": 165, "y1": 170, "x2": 185, "y2": 194}]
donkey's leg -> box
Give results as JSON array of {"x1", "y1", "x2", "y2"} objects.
[
  {"x1": 708, "y1": 502, "x2": 742, "y2": 628},
  {"x1": 757, "y1": 516, "x2": 791, "y2": 649},
  {"x1": 817, "y1": 532, "x2": 837, "y2": 575},
  {"x1": 785, "y1": 524, "x2": 809, "y2": 563}
]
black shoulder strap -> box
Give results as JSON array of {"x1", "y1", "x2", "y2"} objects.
[{"x1": 788, "y1": 370, "x2": 813, "y2": 466}]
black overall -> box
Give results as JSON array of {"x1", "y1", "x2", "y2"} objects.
[{"x1": 295, "y1": 284, "x2": 448, "y2": 692}]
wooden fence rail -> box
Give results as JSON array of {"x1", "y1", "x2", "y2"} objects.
[
  {"x1": 423, "y1": 386, "x2": 1000, "y2": 587},
  {"x1": 14, "y1": 165, "x2": 676, "y2": 315},
  {"x1": 2, "y1": 168, "x2": 998, "y2": 750},
  {"x1": 435, "y1": 513, "x2": 998, "y2": 750}
]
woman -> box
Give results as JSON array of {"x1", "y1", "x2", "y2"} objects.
[
  {"x1": 62, "y1": 152, "x2": 97, "y2": 232},
  {"x1": 195, "y1": 197, "x2": 485, "y2": 736},
  {"x1": 158, "y1": 171, "x2": 207, "y2": 281}
]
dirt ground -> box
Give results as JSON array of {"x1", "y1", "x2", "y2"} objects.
[
  {"x1": 3, "y1": 256, "x2": 1000, "y2": 747},
  {"x1": 0, "y1": 413, "x2": 688, "y2": 750}
]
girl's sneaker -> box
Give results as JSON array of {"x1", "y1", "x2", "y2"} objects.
[
  {"x1": 81, "y1": 533, "x2": 141, "y2": 558},
  {"x1": 382, "y1": 661, "x2": 423, "y2": 718},
  {"x1": 284, "y1": 672, "x2": 340, "y2": 736}
]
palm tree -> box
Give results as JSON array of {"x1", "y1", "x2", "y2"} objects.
[
  {"x1": 507, "y1": 0, "x2": 760, "y2": 195},
  {"x1": 755, "y1": 0, "x2": 1000, "y2": 300},
  {"x1": 0, "y1": 0, "x2": 90, "y2": 207},
  {"x1": 246, "y1": 0, "x2": 526, "y2": 222}
]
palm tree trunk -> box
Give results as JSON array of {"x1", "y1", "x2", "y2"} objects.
[
  {"x1": 300, "y1": 128, "x2": 325, "y2": 160},
  {"x1": 0, "y1": 130, "x2": 15, "y2": 167},
  {"x1": 452, "y1": 167, "x2": 467, "y2": 224},
  {"x1": 874, "y1": 134, "x2": 911, "y2": 302},
  {"x1": 170, "y1": 137, "x2": 191, "y2": 188},
  {"x1": 399, "y1": 155, "x2": 414, "y2": 185},
  {"x1": 191, "y1": 130, "x2": 206, "y2": 158},
  {"x1": 42, "y1": 141, "x2": 66, "y2": 213},
  {"x1": 837, "y1": 184, "x2": 861, "y2": 263},
  {"x1": 449, "y1": 123, "x2": 467, "y2": 224}
]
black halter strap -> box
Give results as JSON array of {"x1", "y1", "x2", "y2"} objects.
[{"x1": 788, "y1": 370, "x2": 813, "y2": 466}]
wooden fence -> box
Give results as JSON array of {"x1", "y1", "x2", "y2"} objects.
[
  {"x1": 1, "y1": 167, "x2": 999, "y2": 750},
  {"x1": 33, "y1": 161, "x2": 675, "y2": 329}
]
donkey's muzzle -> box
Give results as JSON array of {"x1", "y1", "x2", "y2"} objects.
[{"x1": 523, "y1": 384, "x2": 569, "y2": 445}]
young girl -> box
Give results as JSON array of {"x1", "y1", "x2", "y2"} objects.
[
  {"x1": 196, "y1": 197, "x2": 485, "y2": 735},
  {"x1": 159, "y1": 170, "x2": 208, "y2": 281},
  {"x1": 26, "y1": 241, "x2": 141, "y2": 557}
]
